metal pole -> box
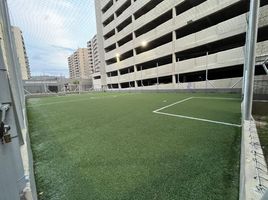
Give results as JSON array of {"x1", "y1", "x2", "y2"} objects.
[
  {"x1": 44, "y1": 83, "x2": 46, "y2": 93},
  {"x1": 263, "y1": 62, "x2": 268, "y2": 75},
  {"x1": 128, "y1": 68, "x2": 131, "y2": 88},
  {"x1": 141, "y1": 65, "x2": 143, "y2": 87},
  {"x1": 177, "y1": 58, "x2": 180, "y2": 87},
  {"x1": 206, "y1": 52, "x2": 208, "y2": 89},
  {"x1": 242, "y1": 15, "x2": 250, "y2": 96},
  {"x1": 244, "y1": 0, "x2": 260, "y2": 120},
  {"x1": 117, "y1": 70, "x2": 120, "y2": 91},
  {"x1": 110, "y1": 72, "x2": 113, "y2": 89},
  {"x1": 156, "y1": 62, "x2": 159, "y2": 90}
]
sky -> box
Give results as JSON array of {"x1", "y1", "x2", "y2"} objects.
[{"x1": 7, "y1": 0, "x2": 96, "y2": 77}]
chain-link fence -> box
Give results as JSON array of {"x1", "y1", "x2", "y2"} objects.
[
  {"x1": 0, "y1": 0, "x2": 37, "y2": 199},
  {"x1": 254, "y1": 75, "x2": 268, "y2": 99},
  {"x1": 23, "y1": 78, "x2": 93, "y2": 96}
]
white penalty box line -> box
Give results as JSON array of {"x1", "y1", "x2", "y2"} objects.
[{"x1": 153, "y1": 97, "x2": 242, "y2": 127}]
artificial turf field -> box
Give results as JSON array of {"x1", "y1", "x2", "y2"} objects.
[{"x1": 27, "y1": 92, "x2": 241, "y2": 200}]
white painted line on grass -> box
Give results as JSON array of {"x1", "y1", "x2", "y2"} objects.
[
  {"x1": 27, "y1": 98, "x2": 91, "y2": 107},
  {"x1": 253, "y1": 100, "x2": 268, "y2": 103},
  {"x1": 153, "y1": 96, "x2": 242, "y2": 127},
  {"x1": 28, "y1": 94, "x2": 129, "y2": 107},
  {"x1": 154, "y1": 111, "x2": 242, "y2": 127},
  {"x1": 153, "y1": 96, "x2": 240, "y2": 113},
  {"x1": 194, "y1": 97, "x2": 240, "y2": 101},
  {"x1": 153, "y1": 97, "x2": 193, "y2": 112},
  {"x1": 28, "y1": 93, "x2": 137, "y2": 107}
]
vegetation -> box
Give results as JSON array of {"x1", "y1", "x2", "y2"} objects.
[{"x1": 73, "y1": 80, "x2": 79, "y2": 85}]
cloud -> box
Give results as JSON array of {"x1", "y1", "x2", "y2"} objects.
[
  {"x1": 7, "y1": 0, "x2": 96, "y2": 77},
  {"x1": 27, "y1": 44, "x2": 75, "y2": 75},
  {"x1": 50, "y1": 45, "x2": 76, "y2": 52}
]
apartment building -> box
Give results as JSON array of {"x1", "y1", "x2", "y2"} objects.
[
  {"x1": 87, "y1": 35, "x2": 102, "y2": 89},
  {"x1": 11, "y1": 26, "x2": 31, "y2": 80},
  {"x1": 87, "y1": 40, "x2": 94, "y2": 74},
  {"x1": 68, "y1": 48, "x2": 91, "y2": 80},
  {"x1": 95, "y1": 0, "x2": 268, "y2": 90}
]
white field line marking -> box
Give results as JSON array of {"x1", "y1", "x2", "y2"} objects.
[
  {"x1": 194, "y1": 97, "x2": 240, "y2": 101},
  {"x1": 27, "y1": 94, "x2": 130, "y2": 107},
  {"x1": 27, "y1": 93, "x2": 137, "y2": 108},
  {"x1": 153, "y1": 96, "x2": 242, "y2": 127},
  {"x1": 154, "y1": 111, "x2": 241, "y2": 127},
  {"x1": 253, "y1": 100, "x2": 268, "y2": 103},
  {"x1": 27, "y1": 98, "x2": 92, "y2": 107},
  {"x1": 153, "y1": 97, "x2": 194, "y2": 112}
]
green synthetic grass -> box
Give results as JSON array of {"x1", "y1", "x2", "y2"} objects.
[
  {"x1": 162, "y1": 98, "x2": 241, "y2": 125},
  {"x1": 27, "y1": 92, "x2": 241, "y2": 200}
]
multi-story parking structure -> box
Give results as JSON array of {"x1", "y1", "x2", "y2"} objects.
[{"x1": 95, "y1": 0, "x2": 268, "y2": 90}]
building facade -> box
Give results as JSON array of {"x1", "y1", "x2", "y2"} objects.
[
  {"x1": 87, "y1": 35, "x2": 102, "y2": 89},
  {"x1": 87, "y1": 40, "x2": 94, "y2": 75},
  {"x1": 11, "y1": 26, "x2": 31, "y2": 80},
  {"x1": 68, "y1": 48, "x2": 91, "y2": 80},
  {"x1": 88, "y1": 35, "x2": 101, "y2": 74},
  {"x1": 95, "y1": 0, "x2": 268, "y2": 90}
]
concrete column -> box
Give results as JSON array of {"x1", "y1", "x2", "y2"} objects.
[
  {"x1": 206, "y1": 52, "x2": 208, "y2": 89},
  {"x1": 133, "y1": 30, "x2": 138, "y2": 88},
  {"x1": 117, "y1": 70, "x2": 121, "y2": 89},
  {"x1": 172, "y1": 75, "x2": 176, "y2": 85},
  {"x1": 134, "y1": 65, "x2": 138, "y2": 88},
  {"x1": 172, "y1": 7, "x2": 176, "y2": 88},
  {"x1": 94, "y1": 0, "x2": 108, "y2": 90}
]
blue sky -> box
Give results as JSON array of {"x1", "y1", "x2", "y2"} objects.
[{"x1": 7, "y1": 0, "x2": 96, "y2": 77}]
